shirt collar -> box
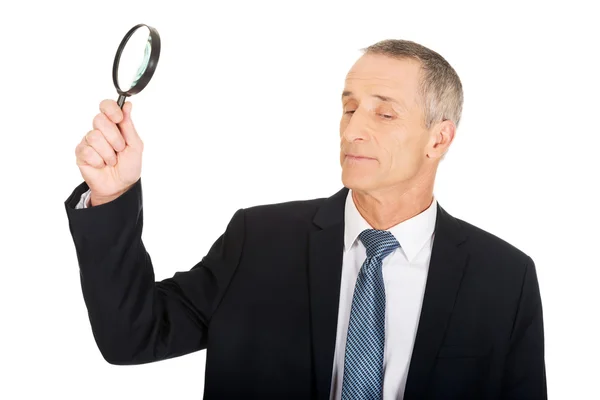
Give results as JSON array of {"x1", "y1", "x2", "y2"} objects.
[{"x1": 343, "y1": 189, "x2": 438, "y2": 262}]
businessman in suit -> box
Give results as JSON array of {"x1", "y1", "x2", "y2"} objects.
[{"x1": 64, "y1": 39, "x2": 546, "y2": 399}]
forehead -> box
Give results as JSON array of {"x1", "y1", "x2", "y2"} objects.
[{"x1": 344, "y1": 54, "x2": 422, "y2": 103}]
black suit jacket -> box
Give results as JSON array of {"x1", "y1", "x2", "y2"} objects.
[{"x1": 64, "y1": 178, "x2": 546, "y2": 399}]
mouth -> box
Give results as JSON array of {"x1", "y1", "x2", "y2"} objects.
[{"x1": 345, "y1": 153, "x2": 376, "y2": 161}]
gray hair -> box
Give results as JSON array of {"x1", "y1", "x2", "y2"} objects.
[{"x1": 361, "y1": 39, "x2": 464, "y2": 132}]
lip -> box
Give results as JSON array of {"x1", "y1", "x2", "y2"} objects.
[{"x1": 345, "y1": 154, "x2": 375, "y2": 160}]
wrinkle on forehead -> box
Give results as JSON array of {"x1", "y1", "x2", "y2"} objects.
[
  {"x1": 343, "y1": 78, "x2": 417, "y2": 112},
  {"x1": 343, "y1": 55, "x2": 422, "y2": 110}
]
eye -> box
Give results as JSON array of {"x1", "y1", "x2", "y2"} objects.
[
  {"x1": 344, "y1": 110, "x2": 355, "y2": 115},
  {"x1": 379, "y1": 113, "x2": 393, "y2": 120}
]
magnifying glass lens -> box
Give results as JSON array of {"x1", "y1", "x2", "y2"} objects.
[
  {"x1": 112, "y1": 23, "x2": 161, "y2": 108},
  {"x1": 117, "y1": 26, "x2": 151, "y2": 91},
  {"x1": 131, "y1": 38, "x2": 151, "y2": 87}
]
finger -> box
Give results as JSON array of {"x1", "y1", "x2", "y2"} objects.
[
  {"x1": 92, "y1": 112, "x2": 126, "y2": 153},
  {"x1": 99, "y1": 99, "x2": 124, "y2": 124},
  {"x1": 76, "y1": 137, "x2": 106, "y2": 168},
  {"x1": 82, "y1": 129, "x2": 118, "y2": 166},
  {"x1": 118, "y1": 101, "x2": 143, "y2": 150}
]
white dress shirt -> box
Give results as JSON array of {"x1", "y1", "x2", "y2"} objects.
[
  {"x1": 329, "y1": 189, "x2": 437, "y2": 400},
  {"x1": 75, "y1": 187, "x2": 437, "y2": 400},
  {"x1": 76, "y1": 188, "x2": 92, "y2": 209}
]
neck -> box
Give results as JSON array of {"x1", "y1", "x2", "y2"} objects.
[{"x1": 351, "y1": 182, "x2": 434, "y2": 231}]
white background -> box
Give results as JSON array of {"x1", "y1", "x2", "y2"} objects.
[{"x1": 1, "y1": 0, "x2": 598, "y2": 398}]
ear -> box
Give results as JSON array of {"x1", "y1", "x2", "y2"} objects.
[{"x1": 427, "y1": 120, "x2": 455, "y2": 159}]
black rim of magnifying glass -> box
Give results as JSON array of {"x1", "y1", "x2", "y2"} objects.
[{"x1": 112, "y1": 23, "x2": 161, "y2": 108}]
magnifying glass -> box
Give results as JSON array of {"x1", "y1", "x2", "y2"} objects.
[{"x1": 112, "y1": 24, "x2": 161, "y2": 108}]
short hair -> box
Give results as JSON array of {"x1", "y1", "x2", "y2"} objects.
[{"x1": 361, "y1": 39, "x2": 464, "y2": 131}]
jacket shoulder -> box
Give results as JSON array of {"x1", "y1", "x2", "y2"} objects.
[
  {"x1": 242, "y1": 194, "x2": 330, "y2": 225},
  {"x1": 454, "y1": 216, "x2": 534, "y2": 268}
]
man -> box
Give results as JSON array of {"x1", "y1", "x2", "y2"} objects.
[{"x1": 64, "y1": 39, "x2": 546, "y2": 399}]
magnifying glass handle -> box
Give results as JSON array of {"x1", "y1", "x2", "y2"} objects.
[{"x1": 117, "y1": 94, "x2": 127, "y2": 108}]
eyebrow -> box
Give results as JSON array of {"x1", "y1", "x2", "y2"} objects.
[{"x1": 342, "y1": 90, "x2": 401, "y2": 105}]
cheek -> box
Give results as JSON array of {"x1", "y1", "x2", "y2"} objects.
[
  {"x1": 339, "y1": 116, "x2": 353, "y2": 139},
  {"x1": 382, "y1": 129, "x2": 407, "y2": 158},
  {"x1": 383, "y1": 128, "x2": 422, "y2": 169}
]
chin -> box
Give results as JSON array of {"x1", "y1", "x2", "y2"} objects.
[{"x1": 341, "y1": 170, "x2": 378, "y2": 191}]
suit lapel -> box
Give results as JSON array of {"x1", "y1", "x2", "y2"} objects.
[
  {"x1": 403, "y1": 202, "x2": 469, "y2": 399},
  {"x1": 308, "y1": 187, "x2": 348, "y2": 400}
]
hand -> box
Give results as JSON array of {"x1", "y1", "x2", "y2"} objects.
[{"x1": 75, "y1": 100, "x2": 143, "y2": 206}]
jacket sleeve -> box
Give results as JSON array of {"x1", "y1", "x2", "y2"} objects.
[
  {"x1": 64, "y1": 178, "x2": 245, "y2": 365},
  {"x1": 501, "y1": 256, "x2": 547, "y2": 399}
]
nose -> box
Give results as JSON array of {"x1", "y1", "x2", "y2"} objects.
[{"x1": 341, "y1": 109, "x2": 369, "y2": 143}]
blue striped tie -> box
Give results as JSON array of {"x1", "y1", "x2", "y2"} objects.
[{"x1": 341, "y1": 229, "x2": 400, "y2": 400}]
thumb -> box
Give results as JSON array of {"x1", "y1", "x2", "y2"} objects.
[{"x1": 118, "y1": 101, "x2": 142, "y2": 149}]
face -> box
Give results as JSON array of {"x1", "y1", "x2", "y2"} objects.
[{"x1": 339, "y1": 53, "x2": 449, "y2": 194}]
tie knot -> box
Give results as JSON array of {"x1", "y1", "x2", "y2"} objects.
[{"x1": 358, "y1": 229, "x2": 400, "y2": 260}]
